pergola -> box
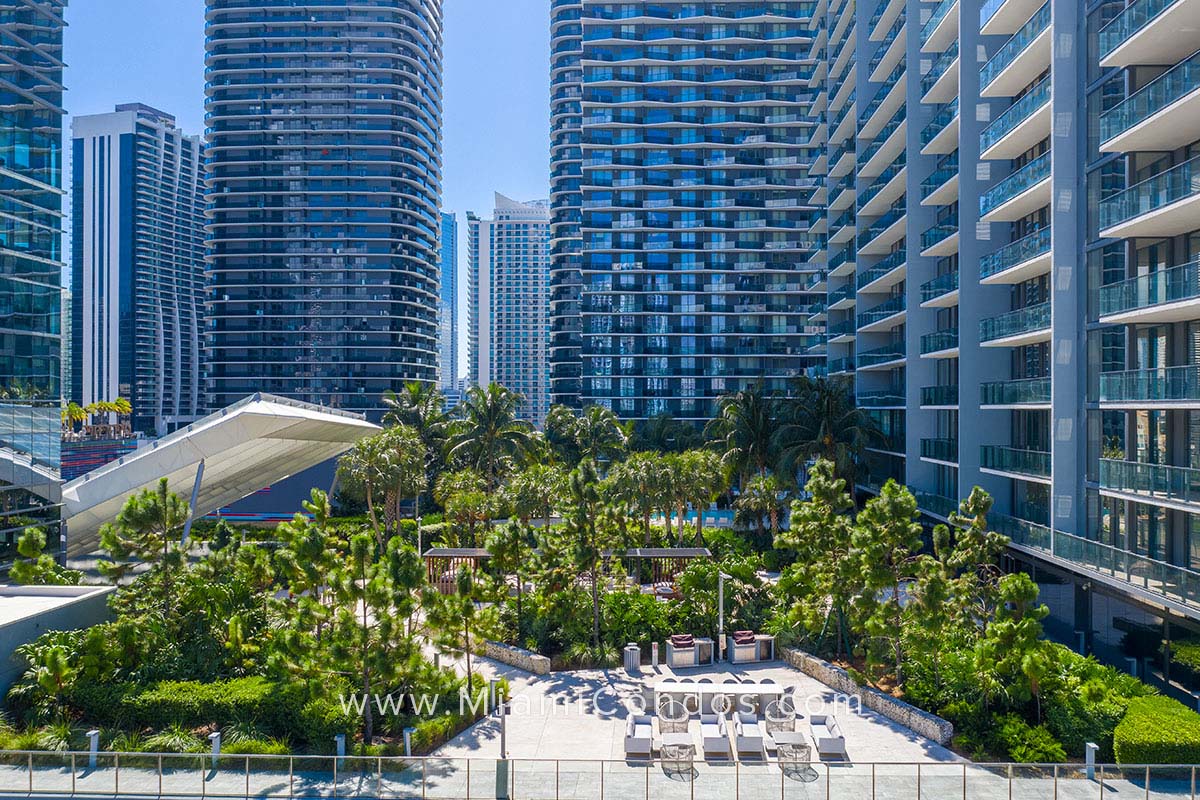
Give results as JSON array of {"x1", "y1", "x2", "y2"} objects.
[
  {"x1": 423, "y1": 547, "x2": 491, "y2": 594},
  {"x1": 625, "y1": 547, "x2": 712, "y2": 584}
]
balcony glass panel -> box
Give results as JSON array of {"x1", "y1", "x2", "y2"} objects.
[
  {"x1": 1101, "y1": 154, "x2": 1200, "y2": 230},
  {"x1": 920, "y1": 151, "x2": 958, "y2": 201},
  {"x1": 1100, "y1": 259, "x2": 1200, "y2": 316},
  {"x1": 979, "y1": 76, "x2": 1050, "y2": 153},
  {"x1": 829, "y1": 356, "x2": 856, "y2": 373},
  {"x1": 1099, "y1": 0, "x2": 1182, "y2": 59},
  {"x1": 856, "y1": 249, "x2": 906, "y2": 289},
  {"x1": 860, "y1": 107, "x2": 907, "y2": 166},
  {"x1": 858, "y1": 295, "x2": 905, "y2": 327},
  {"x1": 1101, "y1": 365, "x2": 1200, "y2": 403},
  {"x1": 920, "y1": 270, "x2": 958, "y2": 303},
  {"x1": 979, "y1": 301, "x2": 1051, "y2": 342},
  {"x1": 1101, "y1": 458, "x2": 1200, "y2": 505},
  {"x1": 920, "y1": 327, "x2": 958, "y2": 354},
  {"x1": 921, "y1": 215, "x2": 958, "y2": 251},
  {"x1": 916, "y1": 492, "x2": 958, "y2": 519},
  {"x1": 921, "y1": 0, "x2": 957, "y2": 44},
  {"x1": 920, "y1": 384, "x2": 959, "y2": 406},
  {"x1": 980, "y1": 151, "x2": 1050, "y2": 216},
  {"x1": 856, "y1": 205, "x2": 906, "y2": 251},
  {"x1": 980, "y1": 226, "x2": 1051, "y2": 279},
  {"x1": 921, "y1": 40, "x2": 959, "y2": 97},
  {"x1": 829, "y1": 282, "x2": 855, "y2": 306},
  {"x1": 921, "y1": 98, "x2": 958, "y2": 148},
  {"x1": 859, "y1": 389, "x2": 906, "y2": 406},
  {"x1": 1102, "y1": 51, "x2": 1200, "y2": 143},
  {"x1": 981, "y1": 376, "x2": 1051, "y2": 405},
  {"x1": 921, "y1": 437, "x2": 959, "y2": 462},
  {"x1": 979, "y1": 2, "x2": 1050, "y2": 92},
  {"x1": 857, "y1": 154, "x2": 906, "y2": 210},
  {"x1": 980, "y1": 445, "x2": 1051, "y2": 477},
  {"x1": 857, "y1": 342, "x2": 906, "y2": 367}
]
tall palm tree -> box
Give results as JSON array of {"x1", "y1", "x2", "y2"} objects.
[
  {"x1": 574, "y1": 404, "x2": 628, "y2": 465},
  {"x1": 382, "y1": 382, "x2": 450, "y2": 520},
  {"x1": 446, "y1": 383, "x2": 537, "y2": 488},
  {"x1": 705, "y1": 385, "x2": 779, "y2": 484},
  {"x1": 773, "y1": 375, "x2": 881, "y2": 484}
]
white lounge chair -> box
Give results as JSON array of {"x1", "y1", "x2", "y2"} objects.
[
  {"x1": 700, "y1": 713, "x2": 731, "y2": 759},
  {"x1": 625, "y1": 714, "x2": 654, "y2": 758},
  {"x1": 810, "y1": 714, "x2": 847, "y2": 758},
  {"x1": 734, "y1": 712, "x2": 765, "y2": 757}
]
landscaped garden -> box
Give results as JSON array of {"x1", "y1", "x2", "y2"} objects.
[{"x1": 4, "y1": 378, "x2": 1200, "y2": 764}]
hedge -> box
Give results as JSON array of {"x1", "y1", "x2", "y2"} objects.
[
  {"x1": 1114, "y1": 696, "x2": 1200, "y2": 764},
  {"x1": 68, "y1": 678, "x2": 356, "y2": 748}
]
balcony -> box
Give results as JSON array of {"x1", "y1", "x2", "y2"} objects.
[
  {"x1": 1100, "y1": 50, "x2": 1200, "y2": 153},
  {"x1": 1101, "y1": 365, "x2": 1200, "y2": 408},
  {"x1": 858, "y1": 108, "x2": 907, "y2": 179},
  {"x1": 921, "y1": 437, "x2": 959, "y2": 464},
  {"x1": 916, "y1": 492, "x2": 959, "y2": 521},
  {"x1": 921, "y1": 99, "x2": 959, "y2": 157},
  {"x1": 859, "y1": 389, "x2": 906, "y2": 407},
  {"x1": 979, "y1": 151, "x2": 1051, "y2": 222},
  {"x1": 980, "y1": 445, "x2": 1051, "y2": 482},
  {"x1": 920, "y1": 271, "x2": 959, "y2": 308},
  {"x1": 920, "y1": 328, "x2": 959, "y2": 358},
  {"x1": 1100, "y1": 458, "x2": 1200, "y2": 511},
  {"x1": 829, "y1": 356, "x2": 856, "y2": 375},
  {"x1": 920, "y1": 384, "x2": 959, "y2": 408},
  {"x1": 980, "y1": 2, "x2": 1051, "y2": 98},
  {"x1": 857, "y1": 205, "x2": 907, "y2": 255},
  {"x1": 981, "y1": 0, "x2": 1045, "y2": 36},
  {"x1": 980, "y1": 376, "x2": 1051, "y2": 408},
  {"x1": 920, "y1": 217, "x2": 959, "y2": 257},
  {"x1": 980, "y1": 227, "x2": 1052, "y2": 284},
  {"x1": 1100, "y1": 0, "x2": 1200, "y2": 69},
  {"x1": 857, "y1": 249, "x2": 907, "y2": 292},
  {"x1": 857, "y1": 295, "x2": 906, "y2": 332},
  {"x1": 979, "y1": 301, "x2": 1051, "y2": 347},
  {"x1": 1099, "y1": 259, "x2": 1200, "y2": 324},
  {"x1": 857, "y1": 158, "x2": 907, "y2": 216},
  {"x1": 921, "y1": 41, "x2": 959, "y2": 104},
  {"x1": 870, "y1": 0, "x2": 905, "y2": 42},
  {"x1": 1100, "y1": 155, "x2": 1200, "y2": 239},
  {"x1": 922, "y1": 0, "x2": 958, "y2": 53},
  {"x1": 828, "y1": 247, "x2": 856, "y2": 278},
  {"x1": 979, "y1": 77, "x2": 1051, "y2": 160},
  {"x1": 828, "y1": 318, "x2": 856, "y2": 343},
  {"x1": 869, "y1": 17, "x2": 907, "y2": 82},
  {"x1": 857, "y1": 342, "x2": 907, "y2": 370},
  {"x1": 828, "y1": 281, "x2": 857, "y2": 311},
  {"x1": 921, "y1": 151, "x2": 959, "y2": 206}
]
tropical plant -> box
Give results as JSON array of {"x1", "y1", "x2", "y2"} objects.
[
  {"x1": 608, "y1": 452, "x2": 668, "y2": 546},
  {"x1": 629, "y1": 413, "x2": 703, "y2": 453},
  {"x1": 8, "y1": 528, "x2": 81, "y2": 586},
  {"x1": 573, "y1": 405, "x2": 628, "y2": 465},
  {"x1": 98, "y1": 478, "x2": 190, "y2": 615},
  {"x1": 773, "y1": 375, "x2": 882, "y2": 484},
  {"x1": 706, "y1": 385, "x2": 778, "y2": 483},
  {"x1": 446, "y1": 383, "x2": 537, "y2": 487}
]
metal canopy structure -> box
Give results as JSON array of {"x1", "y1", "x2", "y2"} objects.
[{"x1": 60, "y1": 394, "x2": 379, "y2": 556}]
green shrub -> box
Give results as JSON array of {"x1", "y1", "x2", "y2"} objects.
[
  {"x1": 409, "y1": 714, "x2": 465, "y2": 754},
  {"x1": 221, "y1": 738, "x2": 291, "y2": 756},
  {"x1": 1114, "y1": 696, "x2": 1200, "y2": 764},
  {"x1": 996, "y1": 715, "x2": 1067, "y2": 763}
]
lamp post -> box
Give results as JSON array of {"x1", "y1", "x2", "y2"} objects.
[{"x1": 718, "y1": 571, "x2": 731, "y2": 662}]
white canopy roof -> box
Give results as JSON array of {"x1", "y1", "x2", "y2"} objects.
[{"x1": 60, "y1": 394, "x2": 379, "y2": 555}]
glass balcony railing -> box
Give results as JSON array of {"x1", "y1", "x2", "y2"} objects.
[
  {"x1": 921, "y1": 437, "x2": 959, "y2": 462},
  {"x1": 1100, "y1": 365, "x2": 1200, "y2": 403},
  {"x1": 979, "y1": 301, "x2": 1051, "y2": 343},
  {"x1": 829, "y1": 282, "x2": 856, "y2": 306},
  {"x1": 980, "y1": 445, "x2": 1051, "y2": 477},
  {"x1": 921, "y1": 40, "x2": 959, "y2": 97},
  {"x1": 921, "y1": 98, "x2": 958, "y2": 148},
  {"x1": 858, "y1": 294, "x2": 905, "y2": 328},
  {"x1": 980, "y1": 0, "x2": 1006, "y2": 29},
  {"x1": 979, "y1": 76, "x2": 1050, "y2": 153},
  {"x1": 857, "y1": 154, "x2": 906, "y2": 210},
  {"x1": 829, "y1": 356, "x2": 856, "y2": 373},
  {"x1": 828, "y1": 318, "x2": 855, "y2": 338},
  {"x1": 1051, "y1": 528, "x2": 1200, "y2": 610},
  {"x1": 920, "y1": 384, "x2": 959, "y2": 406},
  {"x1": 859, "y1": 388, "x2": 906, "y2": 406},
  {"x1": 979, "y1": 1, "x2": 1050, "y2": 92},
  {"x1": 859, "y1": 106, "x2": 906, "y2": 165},
  {"x1": 921, "y1": 151, "x2": 958, "y2": 201},
  {"x1": 856, "y1": 205, "x2": 906, "y2": 251},
  {"x1": 857, "y1": 342, "x2": 906, "y2": 367},
  {"x1": 921, "y1": 0, "x2": 957, "y2": 44},
  {"x1": 1101, "y1": 154, "x2": 1200, "y2": 231},
  {"x1": 920, "y1": 270, "x2": 958, "y2": 303},
  {"x1": 1099, "y1": 0, "x2": 1182, "y2": 59},
  {"x1": 1101, "y1": 458, "x2": 1200, "y2": 506},
  {"x1": 980, "y1": 376, "x2": 1051, "y2": 405},
  {"x1": 856, "y1": 248, "x2": 906, "y2": 289},
  {"x1": 921, "y1": 216, "x2": 958, "y2": 251},
  {"x1": 1100, "y1": 259, "x2": 1200, "y2": 317},
  {"x1": 916, "y1": 492, "x2": 958, "y2": 519},
  {"x1": 920, "y1": 327, "x2": 958, "y2": 354},
  {"x1": 1101, "y1": 50, "x2": 1200, "y2": 143},
  {"x1": 980, "y1": 151, "x2": 1050, "y2": 216},
  {"x1": 979, "y1": 226, "x2": 1051, "y2": 279}
]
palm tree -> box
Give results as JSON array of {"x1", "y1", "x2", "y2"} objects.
[
  {"x1": 705, "y1": 385, "x2": 778, "y2": 484},
  {"x1": 574, "y1": 404, "x2": 628, "y2": 465},
  {"x1": 630, "y1": 412, "x2": 703, "y2": 453},
  {"x1": 774, "y1": 375, "x2": 882, "y2": 484},
  {"x1": 383, "y1": 382, "x2": 450, "y2": 518},
  {"x1": 609, "y1": 452, "x2": 668, "y2": 545},
  {"x1": 681, "y1": 449, "x2": 727, "y2": 543},
  {"x1": 445, "y1": 383, "x2": 537, "y2": 488}
]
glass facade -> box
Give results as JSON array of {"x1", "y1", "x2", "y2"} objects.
[
  {"x1": 439, "y1": 211, "x2": 458, "y2": 390},
  {"x1": 0, "y1": 0, "x2": 66, "y2": 559},
  {"x1": 204, "y1": 0, "x2": 443, "y2": 416},
  {"x1": 549, "y1": 1, "x2": 825, "y2": 421},
  {"x1": 71, "y1": 104, "x2": 206, "y2": 437}
]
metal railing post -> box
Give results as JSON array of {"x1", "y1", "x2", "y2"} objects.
[
  {"x1": 466, "y1": 758, "x2": 470, "y2": 800},
  {"x1": 963, "y1": 762, "x2": 967, "y2": 800},
  {"x1": 1008, "y1": 763, "x2": 1013, "y2": 800},
  {"x1": 245, "y1": 756, "x2": 250, "y2": 800},
  {"x1": 158, "y1": 754, "x2": 163, "y2": 798},
  {"x1": 1146, "y1": 766, "x2": 1151, "y2": 800},
  {"x1": 1192, "y1": 765, "x2": 1196, "y2": 800},
  {"x1": 1054, "y1": 764, "x2": 1058, "y2": 800},
  {"x1": 1099, "y1": 764, "x2": 1104, "y2": 800},
  {"x1": 288, "y1": 756, "x2": 293, "y2": 799},
  {"x1": 600, "y1": 760, "x2": 603, "y2": 800},
  {"x1": 646, "y1": 760, "x2": 650, "y2": 800},
  {"x1": 26, "y1": 753, "x2": 31, "y2": 794},
  {"x1": 71, "y1": 753, "x2": 76, "y2": 797},
  {"x1": 422, "y1": 757, "x2": 428, "y2": 800},
  {"x1": 555, "y1": 759, "x2": 559, "y2": 800},
  {"x1": 918, "y1": 762, "x2": 921, "y2": 800},
  {"x1": 872, "y1": 762, "x2": 876, "y2": 800},
  {"x1": 114, "y1": 753, "x2": 119, "y2": 796},
  {"x1": 735, "y1": 759, "x2": 739, "y2": 800},
  {"x1": 201, "y1": 754, "x2": 207, "y2": 799},
  {"x1": 377, "y1": 756, "x2": 383, "y2": 798}
]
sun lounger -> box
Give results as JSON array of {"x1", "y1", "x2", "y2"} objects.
[
  {"x1": 810, "y1": 714, "x2": 847, "y2": 758},
  {"x1": 735, "y1": 712, "x2": 765, "y2": 757},
  {"x1": 700, "y1": 713, "x2": 731, "y2": 758}
]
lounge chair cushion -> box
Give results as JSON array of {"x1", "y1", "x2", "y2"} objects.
[
  {"x1": 670, "y1": 634, "x2": 694, "y2": 648},
  {"x1": 732, "y1": 630, "x2": 755, "y2": 645}
]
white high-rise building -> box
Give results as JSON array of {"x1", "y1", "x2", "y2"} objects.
[{"x1": 468, "y1": 194, "x2": 552, "y2": 425}]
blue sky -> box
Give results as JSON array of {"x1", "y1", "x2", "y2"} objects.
[{"x1": 63, "y1": 0, "x2": 551, "y2": 380}]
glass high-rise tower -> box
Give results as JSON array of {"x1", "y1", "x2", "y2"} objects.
[
  {"x1": 438, "y1": 210, "x2": 458, "y2": 390},
  {"x1": 0, "y1": 0, "x2": 67, "y2": 556},
  {"x1": 203, "y1": 0, "x2": 444, "y2": 416},
  {"x1": 548, "y1": 1, "x2": 826, "y2": 421}
]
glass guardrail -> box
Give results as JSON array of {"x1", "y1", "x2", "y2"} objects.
[
  {"x1": 1100, "y1": 154, "x2": 1200, "y2": 230},
  {"x1": 980, "y1": 227, "x2": 1051, "y2": 279},
  {"x1": 980, "y1": 151, "x2": 1050, "y2": 216},
  {"x1": 1099, "y1": 0, "x2": 1182, "y2": 59},
  {"x1": 980, "y1": 445, "x2": 1051, "y2": 477},
  {"x1": 1099, "y1": 259, "x2": 1200, "y2": 316},
  {"x1": 920, "y1": 271, "x2": 959, "y2": 303},
  {"x1": 1100, "y1": 365, "x2": 1200, "y2": 403},
  {"x1": 980, "y1": 376, "x2": 1051, "y2": 405},
  {"x1": 979, "y1": 301, "x2": 1051, "y2": 343},
  {"x1": 979, "y1": 2, "x2": 1050, "y2": 92},
  {"x1": 980, "y1": 77, "x2": 1050, "y2": 153},
  {"x1": 920, "y1": 328, "x2": 959, "y2": 354},
  {"x1": 1101, "y1": 49, "x2": 1200, "y2": 143}
]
